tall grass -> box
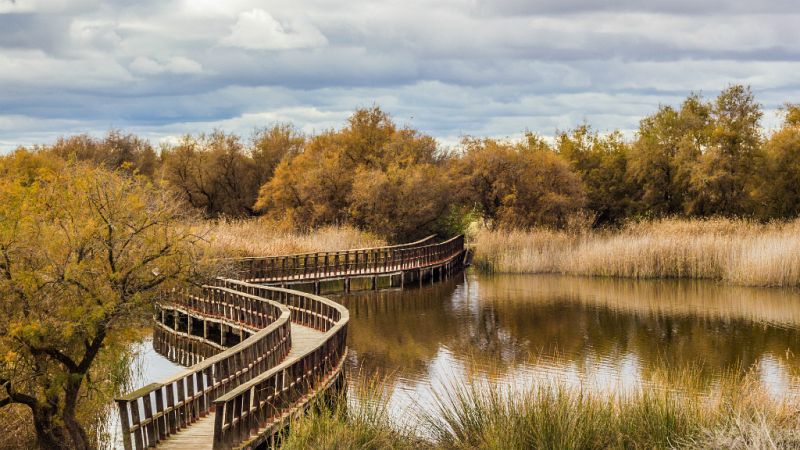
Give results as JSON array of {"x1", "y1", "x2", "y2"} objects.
[
  {"x1": 284, "y1": 371, "x2": 800, "y2": 450},
  {"x1": 195, "y1": 219, "x2": 385, "y2": 258},
  {"x1": 282, "y1": 375, "x2": 421, "y2": 450},
  {"x1": 472, "y1": 218, "x2": 800, "y2": 288}
]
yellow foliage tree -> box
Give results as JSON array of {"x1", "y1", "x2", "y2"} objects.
[
  {"x1": 254, "y1": 107, "x2": 451, "y2": 239},
  {"x1": 0, "y1": 159, "x2": 199, "y2": 450},
  {"x1": 455, "y1": 136, "x2": 586, "y2": 229}
]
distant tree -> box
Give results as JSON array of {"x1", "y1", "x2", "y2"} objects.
[
  {"x1": 628, "y1": 94, "x2": 713, "y2": 216},
  {"x1": 756, "y1": 104, "x2": 800, "y2": 218},
  {"x1": 255, "y1": 131, "x2": 353, "y2": 227},
  {"x1": 250, "y1": 123, "x2": 305, "y2": 188},
  {"x1": 45, "y1": 131, "x2": 158, "y2": 178},
  {"x1": 557, "y1": 125, "x2": 633, "y2": 224},
  {"x1": 686, "y1": 85, "x2": 763, "y2": 216},
  {"x1": 0, "y1": 162, "x2": 198, "y2": 450},
  {"x1": 348, "y1": 163, "x2": 451, "y2": 241},
  {"x1": 162, "y1": 131, "x2": 260, "y2": 217},
  {"x1": 254, "y1": 107, "x2": 453, "y2": 239},
  {"x1": 338, "y1": 106, "x2": 397, "y2": 168},
  {"x1": 454, "y1": 138, "x2": 519, "y2": 227},
  {"x1": 456, "y1": 135, "x2": 585, "y2": 228}
]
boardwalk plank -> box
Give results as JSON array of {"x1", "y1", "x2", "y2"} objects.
[{"x1": 156, "y1": 324, "x2": 324, "y2": 450}]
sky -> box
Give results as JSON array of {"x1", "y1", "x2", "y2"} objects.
[{"x1": 1, "y1": 0, "x2": 799, "y2": 151}]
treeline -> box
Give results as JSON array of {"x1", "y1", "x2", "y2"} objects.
[{"x1": 12, "y1": 84, "x2": 800, "y2": 241}]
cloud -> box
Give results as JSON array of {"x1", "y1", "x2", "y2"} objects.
[
  {"x1": 0, "y1": 0, "x2": 798, "y2": 152},
  {"x1": 221, "y1": 9, "x2": 327, "y2": 50},
  {"x1": 129, "y1": 56, "x2": 204, "y2": 75}
]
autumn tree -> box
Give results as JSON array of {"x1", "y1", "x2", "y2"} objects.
[
  {"x1": 757, "y1": 104, "x2": 800, "y2": 218},
  {"x1": 628, "y1": 94, "x2": 712, "y2": 216},
  {"x1": 256, "y1": 131, "x2": 353, "y2": 226},
  {"x1": 162, "y1": 131, "x2": 260, "y2": 217},
  {"x1": 557, "y1": 125, "x2": 633, "y2": 224},
  {"x1": 0, "y1": 160, "x2": 199, "y2": 450},
  {"x1": 686, "y1": 85, "x2": 763, "y2": 216},
  {"x1": 338, "y1": 106, "x2": 397, "y2": 168},
  {"x1": 44, "y1": 130, "x2": 158, "y2": 178},
  {"x1": 251, "y1": 123, "x2": 305, "y2": 188},
  {"x1": 455, "y1": 135, "x2": 585, "y2": 228},
  {"x1": 254, "y1": 107, "x2": 454, "y2": 239},
  {"x1": 349, "y1": 163, "x2": 452, "y2": 241}
]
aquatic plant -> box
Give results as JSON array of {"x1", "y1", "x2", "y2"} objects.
[{"x1": 282, "y1": 370, "x2": 800, "y2": 450}]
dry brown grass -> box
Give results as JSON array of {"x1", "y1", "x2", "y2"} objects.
[
  {"x1": 472, "y1": 218, "x2": 800, "y2": 288},
  {"x1": 194, "y1": 219, "x2": 385, "y2": 258}
]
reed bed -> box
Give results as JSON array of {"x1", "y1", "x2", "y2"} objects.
[
  {"x1": 194, "y1": 219, "x2": 385, "y2": 258},
  {"x1": 283, "y1": 371, "x2": 800, "y2": 450},
  {"x1": 472, "y1": 218, "x2": 800, "y2": 288}
]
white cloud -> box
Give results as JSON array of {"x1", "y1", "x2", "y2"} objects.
[
  {"x1": 0, "y1": 0, "x2": 798, "y2": 152},
  {"x1": 221, "y1": 8, "x2": 327, "y2": 50},
  {"x1": 129, "y1": 56, "x2": 203, "y2": 75}
]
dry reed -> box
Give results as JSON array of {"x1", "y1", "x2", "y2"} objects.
[
  {"x1": 194, "y1": 219, "x2": 385, "y2": 258},
  {"x1": 472, "y1": 218, "x2": 800, "y2": 288}
]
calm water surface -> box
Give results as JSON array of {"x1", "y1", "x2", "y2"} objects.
[
  {"x1": 132, "y1": 271, "x2": 800, "y2": 424},
  {"x1": 338, "y1": 272, "x2": 800, "y2": 418},
  {"x1": 107, "y1": 338, "x2": 184, "y2": 447}
]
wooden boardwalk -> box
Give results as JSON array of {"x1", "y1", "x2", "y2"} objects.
[
  {"x1": 156, "y1": 324, "x2": 324, "y2": 450},
  {"x1": 115, "y1": 235, "x2": 467, "y2": 449}
]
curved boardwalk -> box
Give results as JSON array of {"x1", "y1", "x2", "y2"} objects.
[{"x1": 115, "y1": 235, "x2": 467, "y2": 450}]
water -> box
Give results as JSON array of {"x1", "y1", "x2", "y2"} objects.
[
  {"x1": 127, "y1": 271, "x2": 800, "y2": 429},
  {"x1": 338, "y1": 271, "x2": 800, "y2": 420},
  {"x1": 106, "y1": 338, "x2": 184, "y2": 448}
]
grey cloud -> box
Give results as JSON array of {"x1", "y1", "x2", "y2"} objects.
[
  {"x1": 0, "y1": 0, "x2": 798, "y2": 152},
  {"x1": 475, "y1": 0, "x2": 800, "y2": 16},
  {"x1": 0, "y1": 13, "x2": 71, "y2": 52}
]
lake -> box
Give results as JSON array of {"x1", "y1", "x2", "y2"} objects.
[{"x1": 128, "y1": 271, "x2": 800, "y2": 429}]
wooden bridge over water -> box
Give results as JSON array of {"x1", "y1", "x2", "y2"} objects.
[{"x1": 115, "y1": 235, "x2": 468, "y2": 449}]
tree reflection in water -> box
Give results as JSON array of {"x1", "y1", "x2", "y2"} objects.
[{"x1": 338, "y1": 271, "x2": 800, "y2": 415}]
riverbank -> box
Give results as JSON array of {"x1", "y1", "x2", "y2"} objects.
[
  {"x1": 283, "y1": 371, "x2": 800, "y2": 450},
  {"x1": 471, "y1": 218, "x2": 800, "y2": 288}
]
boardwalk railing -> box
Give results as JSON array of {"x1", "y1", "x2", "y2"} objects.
[
  {"x1": 115, "y1": 287, "x2": 291, "y2": 449},
  {"x1": 209, "y1": 280, "x2": 349, "y2": 449},
  {"x1": 237, "y1": 234, "x2": 463, "y2": 283},
  {"x1": 116, "y1": 234, "x2": 467, "y2": 449}
]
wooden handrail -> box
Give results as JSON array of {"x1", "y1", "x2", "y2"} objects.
[
  {"x1": 234, "y1": 234, "x2": 437, "y2": 261},
  {"x1": 116, "y1": 234, "x2": 466, "y2": 449},
  {"x1": 115, "y1": 287, "x2": 291, "y2": 449},
  {"x1": 212, "y1": 279, "x2": 346, "y2": 332},
  {"x1": 237, "y1": 235, "x2": 464, "y2": 283},
  {"x1": 207, "y1": 280, "x2": 349, "y2": 449}
]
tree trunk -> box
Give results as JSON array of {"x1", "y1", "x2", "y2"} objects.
[
  {"x1": 63, "y1": 378, "x2": 90, "y2": 449},
  {"x1": 30, "y1": 392, "x2": 91, "y2": 450},
  {"x1": 32, "y1": 407, "x2": 82, "y2": 450}
]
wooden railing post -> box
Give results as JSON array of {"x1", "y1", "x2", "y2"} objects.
[
  {"x1": 118, "y1": 235, "x2": 466, "y2": 449},
  {"x1": 116, "y1": 400, "x2": 133, "y2": 450}
]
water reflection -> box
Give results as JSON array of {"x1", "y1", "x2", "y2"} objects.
[
  {"x1": 114, "y1": 273, "x2": 800, "y2": 438},
  {"x1": 106, "y1": 338, "x2": 184, "y2": 448},
  {"x1": 339, "y1": 272, "x2": 800, "y2": 413}
]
